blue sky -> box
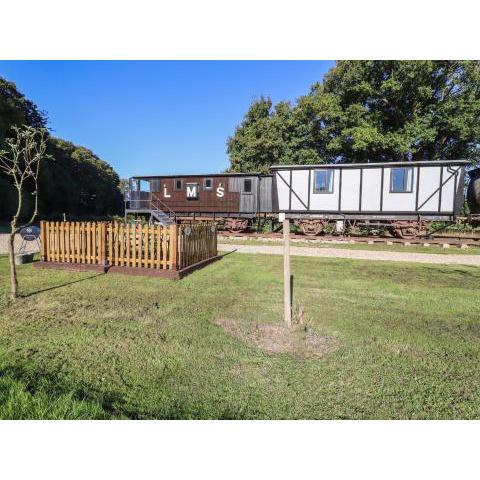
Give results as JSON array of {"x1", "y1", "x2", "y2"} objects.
[{"x1": 0, "y1": 61, "x2": 334, "y2": 178}]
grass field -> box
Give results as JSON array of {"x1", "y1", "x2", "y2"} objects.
[
  {"x1": 219, "y1": 237, "x2": 480, "y2": 255},
  {"x1": 0, "y1": 253, "x2": 479, "y2": 419}
]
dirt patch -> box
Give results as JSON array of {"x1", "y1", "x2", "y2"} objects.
[{"x1": 215, "y1": 318, "x2": 339, "y2": 358}]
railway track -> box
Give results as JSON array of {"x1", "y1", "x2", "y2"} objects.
[{"x1": 218, "y1": 231, "x2": 480, "y2": 249}]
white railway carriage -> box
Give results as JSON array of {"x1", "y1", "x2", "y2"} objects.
[{"x1": 271, "y1": 160, "x2": 468, "y2": 237}]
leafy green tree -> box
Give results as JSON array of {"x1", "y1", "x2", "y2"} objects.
[
  {"x1": 319, "y1": 60, "x2": 480, "y2": 162},
  {"x1": 227, "y1": 61, "x2": 480, "y2": 170},
  {"x1": 0, "y1": 76, "x2": 123, "y2": 220},
  {"x1": 227, "y1": 96, "x2": 325, "y2": 173},
  {"x1": 41, "y1": 139, "x2": 123, "y2": 218},
  {"x1": 0, "y1": 77, "x2": 48, "y2": 220},
  {"x1": 0, "y1": 77, "x2": 47, "y2": 143},
  {"x1": 227, "y1": 97, "x2": 279, "y2": 173}
]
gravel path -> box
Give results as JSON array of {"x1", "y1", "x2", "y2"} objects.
[
  {"x1": 0, "y1": 233, "x2": 39, "y2": 254},
  {"x1": 218, "y1": 243, "x2": 480, "y2": 267}
]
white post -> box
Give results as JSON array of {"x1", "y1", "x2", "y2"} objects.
[{"x1": 283, "y1": 217, "x2": 292, "y2": 328}]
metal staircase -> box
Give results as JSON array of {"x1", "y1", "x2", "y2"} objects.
[{"x1": 150, "y1": 193, "x2": 176, "y2": 226}]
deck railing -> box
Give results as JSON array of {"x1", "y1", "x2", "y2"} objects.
[{"x1": 40, "y1": 221, "x2": 217, "y2": 274}]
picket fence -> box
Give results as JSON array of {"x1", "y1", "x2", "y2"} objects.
[{"x1": 39, "y1": 221, "x2": 217, "y2": 273}]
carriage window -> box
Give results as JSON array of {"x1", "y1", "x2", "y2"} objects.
[
  {"x1": 313, "y1": 170, "x2": 334, "y2": 193},
  {"x1": 204, "y1": 178, "x2": 213, "y2": 190},
  {"x1": 243, "y1": 179, "x2": 252, "y2": 193},
  {"x1": 391, "y1": 167, "x2": 413, "y2": 193},
  {"x1": 174, "y1": 179, "x2": 183, "y2": 191}
]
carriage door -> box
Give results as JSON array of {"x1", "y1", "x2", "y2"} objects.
[{"x1": 240, "y1": 177, "x2": 256, "y2": 213}]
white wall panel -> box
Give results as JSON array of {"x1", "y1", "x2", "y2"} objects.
[
  {"x1": 361, "y1": 168, "x2": 382, "y2": 211},
  {"x1": 340, "y1": 169, "x2": 360, "y2": 211},
  {"x1": 275, "y1": 171, "x2": 290, "y2": 211},
  {"x1": 382, "y1": 168, "x2": 416, "y2": 211},
  {"x1": 440, "y1": 166, "x2": 458, "y2": 212},
  {"x1": 290, "y1": 170, "x2": 309, "y2": 210},
  {"x1": 417, "y1": 167, "x2": 441, "y2": 212},
  {"x1": 309, "y1": 169, "x2": 340, "y2": 211}
]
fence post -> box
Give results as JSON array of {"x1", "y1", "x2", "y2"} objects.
[
  {"x1": 170, "y1": 223, "x2": 178, "y2": 270},
  {"x1": 100, "y1": 222, "x2": 107, "y2": 268},
  {"x1": 40, "y1": 221, "x2": 46, "y2": 261}
]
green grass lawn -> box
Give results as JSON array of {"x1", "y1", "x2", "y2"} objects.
[
  {"x1": 219, "y1": 237, "x2": 480, "y2": 255},
  {"x1": 0, "y1": 253, "x2": 479, "y2": 419}
]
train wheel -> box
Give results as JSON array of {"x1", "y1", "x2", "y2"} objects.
[
  {"x1": 389, "y1": 220, "x2": 427, "y2": 239},
  {"x1": 296, "y1": 219, "x2": 326, "y2": 236},
  {"x1": 225, "y1": 218, "x2": 248, "y2": 233}
]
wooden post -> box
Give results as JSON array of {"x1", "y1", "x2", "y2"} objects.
[
  {"x1": 40, "y1": 221, "x2": 46, "y2": 261},
  {"x1": 100, "y1": 222, "x2": 107, "y2": 267},
  {"x1": 170, "y1": 223, "x2": 177, "y2": 271},
  {"x1": 283, "y1": 218, "x2": 292, "y2": 328}
]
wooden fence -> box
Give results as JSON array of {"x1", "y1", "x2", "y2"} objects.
[
  {"x1": 39, "y1": 221, "x2": 218, "y2": 277},
  {"x1": 177, "y1": 223, "x2": 218, "y2": 269}
]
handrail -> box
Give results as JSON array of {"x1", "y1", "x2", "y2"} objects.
[{"x1": 151, "y1": 192, "x2": 177, "y2": 220}]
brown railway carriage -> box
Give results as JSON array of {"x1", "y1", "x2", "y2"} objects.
[{"x1": 125, "y1": 173, "x2": 273, "y2": 231}]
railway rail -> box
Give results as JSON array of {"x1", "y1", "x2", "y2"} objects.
[{"x1": 218, "y1": 231, "x2": 480, "y2": 249}]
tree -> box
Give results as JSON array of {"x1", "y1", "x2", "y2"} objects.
[
  {"x1": 0, "y1": 77, "x2": 48, "y2": 220},
  {"x1": 227, "y1": 61, "x2": 480, "y2": 170},
  {"x1": 41, "y1": 139, "x2": 123, "y2": 218},
  {"x1": 0, "y1": 126, "x2": 49, "y2": 298},
  {"x1": 319, "y1": 60, "x2": 480, "y2": 162},
  {"x1": 0, "y1": 76, "x2": 123, "y2": 221},
  {"x1": 0, "y1": 77, "x2": 47, "y2": 143}
]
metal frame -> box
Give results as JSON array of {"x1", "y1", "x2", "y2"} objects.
[
  {"x1": 270, "y1": 159, "x2": 470, "y2": 170},
  {"x1": 284, "y1": 212, "x2": 456, "y2": 221}
]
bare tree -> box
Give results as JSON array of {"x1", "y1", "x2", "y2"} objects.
[{"x1": 0, "y1": 126, "x2": 49, "y2": 298}]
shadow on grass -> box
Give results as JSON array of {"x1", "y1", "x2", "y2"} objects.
[
  {"x1": 0, "y1": 362, "x2": 131, "y2": 419},
  {"x1": 0, "y1": 361, "x2": 227, "y2": 419},
  {"x1": 21, "y1": 273, "x2": 105, "y2": 298},
  {"x1": 219, "y1": 248, "x2": 237, "y2": 258}
]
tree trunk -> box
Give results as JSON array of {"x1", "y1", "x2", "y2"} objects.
[{"x1": 8, "y1": 231, "x2": 18, "y2": 299}]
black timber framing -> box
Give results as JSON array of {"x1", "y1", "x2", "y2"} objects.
[
  {"x1": 288, "y1": 170, "x2": 292, "y2": 210},
  {"x1": 415, "y1": 166, "x2": 420, "y2": 211},
  {"x1": 338, "y1": 168, "x2": 343, "y2": 211},
  {"x1": 307, "y1": 170, "x2": 311, "y2": 210},
  {"x1": 438, "y1": 166, "x2": 444, "y2": 212}
]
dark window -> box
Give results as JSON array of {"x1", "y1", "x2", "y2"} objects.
[
  {"x1": 174, "y1": 179, "x2": 183, "y2": 191},
  {"x1": 390, "y1": 167, "x2": 413, "y2": 193},
  {"x1": 244, "y1": 178, "x2": 252, "y2": 193},
  {"x1": 313, "y1": 170, "x2": 334, "y2": 193},
  {"x1": 204, "y1": 178, "x2": 213, "y2": 190},
  {"x1": 150, "y1": 179, "x2": 161, "y2": 192}
]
